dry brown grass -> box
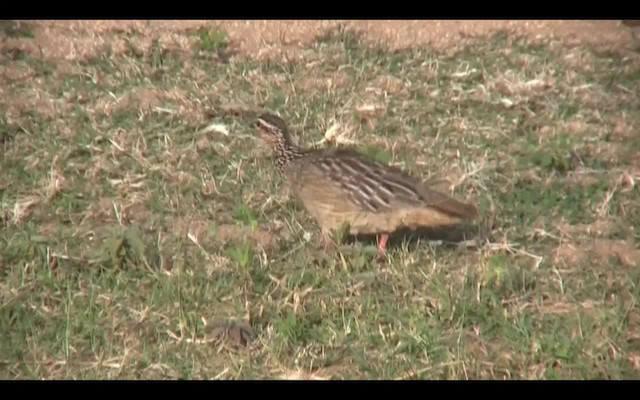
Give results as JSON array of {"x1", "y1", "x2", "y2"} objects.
[
  {"x1": 2, "y1": 20, "x2": 637, "y2": 62},
  {"x1": 1, "y1": 20, "x2": 639, "y2": 380}
]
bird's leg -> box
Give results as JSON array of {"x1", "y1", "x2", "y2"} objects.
[{"x1": 377, "y1": 233, "x2": 389, "y2": 259}]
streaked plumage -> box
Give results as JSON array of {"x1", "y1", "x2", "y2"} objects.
[{"x1": 255, "y1": 112, "x2": 478, "y2": 256}]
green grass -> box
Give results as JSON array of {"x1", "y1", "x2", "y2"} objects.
[{"x1": 1, "y1": 25, "x2": 640, "y2": 379}]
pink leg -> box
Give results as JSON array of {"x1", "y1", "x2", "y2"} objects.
[{"x1": 377, "y1": 234, "x2": 389, "y2": 258}]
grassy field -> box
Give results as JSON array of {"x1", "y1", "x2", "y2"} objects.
[{"x1": 1, "y1": 23, "x2": 640, "y2": 379}]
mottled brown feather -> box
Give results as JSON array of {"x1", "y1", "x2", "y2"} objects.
[{"x1": 255, "y1": 113, "x2": 478, "y2": 236}]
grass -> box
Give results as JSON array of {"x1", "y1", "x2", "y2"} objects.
[{"x1": 1, "y1": 24, "x2": 640, "y2": 379}]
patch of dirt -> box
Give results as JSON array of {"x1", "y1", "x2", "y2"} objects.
[
  {"x1": 37, "y1": 221, "x2": 62, "y2": 237},
  {"x1": 609, "y1": 116, "x2": 638, "y2": 141},
  {"x1": 85, "y1": 198, "x2": 116, "y2": 223},
  {"x1": 215, "y1": 223, "x2": 280, "y2": 252},
  {"x1": 121, "y1": 202, "x2": 152, "y2": 225},
  {"x1": 565, "y1": 143, "x2": 631, "y2": 188},
  {"x1": 110, "y1": 87, "x2": 163, "y2": 113},
  {"x1": 171, "y1": 216, "x2": 212, "y2": 243},
  {"x1": 8, "y1": 196, "x2": 40, "y2": 226},
  {"x1": 277, "y1": 367, "x2": 348, "y2": 380},
  {"x1": 170, "y1": 218, "x2": 279, "y2": 252},
  {"x1": 4, "y1": 90, "x2": 63, "y2": 120},
  {"x1": 298, "y1": 71, "x2": 351, "y2": 93},
  {"x1": 556, "y1": 219, "x2": 616, "y2": 238},
  {"x1": 565, "y1": 170, "x2": 604, "y2": 189},
  {"x1": 537, "y1": 299, "x2": 600, "y2": 316},
  {"x1": 562, "y1": 47, "x2": 599, "y2": 73},
  {"x1": 553, "y1": 239, "x2": 640, "y2": 269},
  {"x1": 92, "y1": 87, "x2": 203, "y2": 122},
  {"x1": 3, "y1": 20, "x2": 638, "y2": 62},
  {"x1": 462, "y1": 328, "x2": 489, "y2": 358}
]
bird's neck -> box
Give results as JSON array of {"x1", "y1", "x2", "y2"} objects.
[{"x1": 275, "y1": 137, "x2": 305, "y2": 171}]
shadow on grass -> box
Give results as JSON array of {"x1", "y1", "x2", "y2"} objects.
[{"x1": 344, "y1": 223, "x2": 483, "y2": 253}]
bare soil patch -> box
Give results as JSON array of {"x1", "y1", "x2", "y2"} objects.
[
  {"x1": 554, "y1": 239, "x2": 640, "y2": 269},
  {"x1": 3, "y1": 20, "x2": 637, "y2": 61}
]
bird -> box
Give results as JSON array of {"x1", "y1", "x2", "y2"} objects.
[{"x1": 255, "y1": 112, "x2": 478, "y2": 258}]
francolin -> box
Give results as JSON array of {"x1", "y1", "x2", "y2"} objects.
[{"x1": 255, "y1": 112, "x2": 478, "y2": 258}]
